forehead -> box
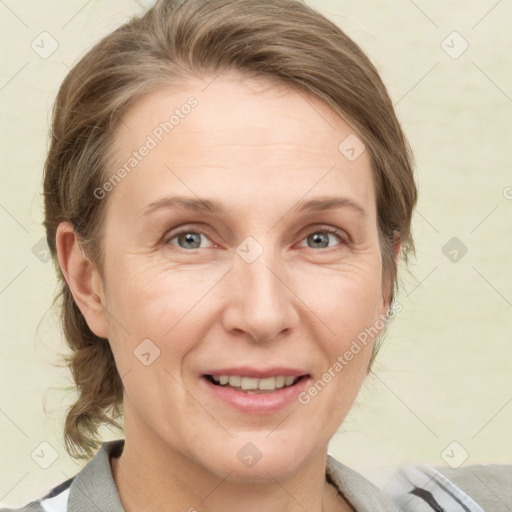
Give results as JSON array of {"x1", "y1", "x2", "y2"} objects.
[{"x1": 106, "y1": 72, "x2": 376, "y2": 221}]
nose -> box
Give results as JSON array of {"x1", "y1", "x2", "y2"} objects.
[{"x1": 220, "y1": 240, "x2": 300, "y2": 344}]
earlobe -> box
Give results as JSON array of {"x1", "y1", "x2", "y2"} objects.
[
  {"x1": 55, "y1": 222, "x2": 109, "y2": 339},
  {"x1": 391, "y1": 232, "x2": 402, "y2": 304}
]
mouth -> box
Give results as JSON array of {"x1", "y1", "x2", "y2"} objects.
[{"x1": 203, "y1": 374, "x2": 309, "y2": 394}]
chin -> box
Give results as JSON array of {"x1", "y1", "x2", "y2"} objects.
[{"x1": 194, "y1": 431, "x2": 317, "y2": 483}]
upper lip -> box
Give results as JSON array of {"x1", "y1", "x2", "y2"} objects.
[{"x1": 203, "y1": 366, "x2": 310, "y2": 379}]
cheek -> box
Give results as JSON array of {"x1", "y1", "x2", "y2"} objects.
[
  {"x1": 102, "y1": 256, "x2": 221, "y2": 362},
  {"x1": 299, "y1": 255, "x2": 385, "y2": 329},
  {"x1": 105, "y1": 252, "x2": 204, "y2": 319},
  {"x1": 304, "y1": 269, "x2": 383, "y2": 396},
  {"x1": 301, "y1": 257, "x2": 385, "y2": 378}
]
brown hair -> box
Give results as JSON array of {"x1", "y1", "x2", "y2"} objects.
[{"x1": 43, "y1": 0, "x2": 417, "y2": 459}]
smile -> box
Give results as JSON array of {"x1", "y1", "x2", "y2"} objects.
[
  {"x1": 205, "y1": 374, "x2": 303, "y2": 393},
  {"x1": 201, "y1": 372, "x2": 310, "y2": 413}
]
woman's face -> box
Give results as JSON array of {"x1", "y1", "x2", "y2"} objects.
[{"x1": 93, "y1": 72, "x2": 391, "y2": 480}]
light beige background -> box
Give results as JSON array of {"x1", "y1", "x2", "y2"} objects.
[{"x1": 1, "y1": 0, "x2": 511, "y2": 508}]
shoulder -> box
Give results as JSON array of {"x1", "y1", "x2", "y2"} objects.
[
  {"x1": 0, "y1": 505, "x2": 39, "y2": 512},
  {"x1": 436, "y1": 463, "x2": 512, "y2": 510},
  {"x1": 326, "y1": 455, "x2": 398, "y2": 511},
  {"x1": 0, "y1": 476, "x2": 74, "y2": 512},
  {"x1": 0, "y1": 504, "x2": 43, "y2": 512},
  {"x1": 0, "y1": 439, "x2": 125, "y2": 512},
  {"x1": 385, "y1": 462, "x2": 512, "y2": 511},
  {"x1": 327, "y1": 454, "x2": 512, "y2": 511}
]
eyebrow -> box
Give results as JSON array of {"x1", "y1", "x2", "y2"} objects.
[{"x1": 142, "y1": 195, "x2": 367, "y2": 217}]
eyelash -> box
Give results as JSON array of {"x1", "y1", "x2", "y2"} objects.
[{"x1": 165, "y1": 226, "x2": 349, "y2": 253}]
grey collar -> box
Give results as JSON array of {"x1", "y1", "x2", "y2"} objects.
[{"x1": 67, "y1": 440, "x2": 125, "y2": 512}]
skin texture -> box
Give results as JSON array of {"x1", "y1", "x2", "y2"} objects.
[{"x1": 56, "y1": 71, "x2": 399, "y2": 512}]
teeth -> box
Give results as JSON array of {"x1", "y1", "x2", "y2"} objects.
[
  {"x1": 284, "y1": 376, "x2": 295, "y2": 386},
  {"x1": 229, "y1": 375, "x2": 241, "y2": 387},
  {"x1": 241, "y1": 377, "x2": 259, "y2": 390},
  {"x1": 210, "y1": 375, "x2": 300, "y2": 391},
  {"x1": 258, "y1": 377, "x2": 277, "y2": 390},
  {"x1": 275, "y1": 376, "x2": 285, "y2": 388}
]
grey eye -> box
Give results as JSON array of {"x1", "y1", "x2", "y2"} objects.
[
  {"x1": 303, "y1": 230, "x2": 344, "y2": 249},
  {"x1": 175, "y1": 232, "x2": 203, "y2": 249},
  {"x1": 307, "y1": 232, "x2": 330, "y2": 249}
]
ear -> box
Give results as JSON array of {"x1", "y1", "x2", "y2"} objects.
[
  {"x1": 55, "y1": 221, "x2": 109, "y2": 339},
  {"x1": 380, "y1": 230, "x2": 402, "y2": 314}
]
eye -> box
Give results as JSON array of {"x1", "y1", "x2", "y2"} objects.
[
  {"x1": 298, "y1": 228, "x2": 348, "y2": 251},
  {"x1": 165, "y1": 226, "x2": 348, "y2": 252},
  {"x1": 166, "y1": 230, "x2": 216, "y2": 250}
]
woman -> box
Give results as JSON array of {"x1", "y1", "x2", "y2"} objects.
[{"x1": 2, "y1": 0, "x2": 508, "y2": 511}]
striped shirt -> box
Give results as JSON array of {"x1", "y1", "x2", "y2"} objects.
[{"x1": 1, "y1": 440, "x2": 509, "y2": 511}]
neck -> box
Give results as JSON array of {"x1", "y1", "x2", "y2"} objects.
[{"x1": 110, "y1": 412, "x2": 351, "y2": 512}]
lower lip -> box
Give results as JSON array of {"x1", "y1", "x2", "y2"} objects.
[{"x1": 201, "y1": 375, "x2": 310, "y2": 414}]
